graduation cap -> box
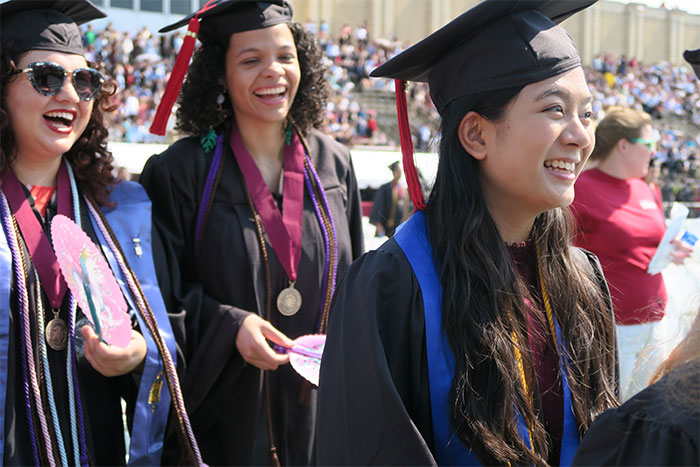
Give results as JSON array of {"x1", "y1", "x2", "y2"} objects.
[
  {"x1": 0, "y1": 0, "x2": 106, "y2": 56},
  {"x1": 150, "y1": 0, "x2": 293, "y2": 135},
  {"x1": 370, "y1": 0, "x2": 597, "y2": 211},
  {"x1": 684, "y1": 49, "x2": 699, "y2": 80}
]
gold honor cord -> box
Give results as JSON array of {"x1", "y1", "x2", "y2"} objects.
[{"x1": 508, "y1": 240, "x2": 562, "y2": 458}]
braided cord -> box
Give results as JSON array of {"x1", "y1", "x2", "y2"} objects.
[
  {"x1": 0, "y1": 192, "x2": 41, "y2": 466},
  {"x1": 85, "y1": 197, "x2": 203, "y2": 465},
  {"x1": 33, "y1": 271, "x2": 69, "y2": 466}
]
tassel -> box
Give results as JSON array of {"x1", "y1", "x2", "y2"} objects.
[
  {"x1": 394, "y1": 79, "x2": 426, "y2": 211},
  {"x1": 149, "y1": 17, "x2": 201, "y2": 135}
]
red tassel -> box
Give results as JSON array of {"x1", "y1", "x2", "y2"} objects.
[
  {"x1": 394, "y1": 79, "x2": 426, "y2": 211},
  {"x1": 149, "y1": 17, "x2": 201, "y2": 135}
]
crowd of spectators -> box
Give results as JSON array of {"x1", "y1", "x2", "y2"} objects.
[{"x1": 84, "y1": 20, "x2": 697, "y2": 207}]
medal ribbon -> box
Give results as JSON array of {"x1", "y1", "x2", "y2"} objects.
[
  {"x1": 230, "y1": 124, "x2": 304, "y2": 282},
  {"x1": 1, "y1": 162, "x2": 71, "y2": 309}
]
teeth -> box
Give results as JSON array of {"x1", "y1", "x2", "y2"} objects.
[
  {"x1": 45, "y1": 111, "x2": 74, "y2": 122},
  {"x1": 545, "y1": 160, "x2": 576, "y2": 172},
  {"x1": 255, "y1": 86, "x2": 285, "y2": 96}
]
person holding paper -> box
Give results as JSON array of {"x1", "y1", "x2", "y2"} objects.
[
  {"x1": 139, "y1": 1, "x2": 364, "y2": 464},
  {"x1": 0, "y1": 1, "x2": 199, "y2": 464},
  {"x1": 571, "y1": 106, "x2": 693, "y2": 401}
]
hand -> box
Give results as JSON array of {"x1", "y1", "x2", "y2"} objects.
[
  {"x1": 235, "y1": 314, "x2": 294, "y2": 371},
  {"x1": 669, "y1": 237, "x2": 694, "y2": 265},
  {"x1": 82, "y1": 326, "x2": 147, "y2": 377},
  {"x1": 375, "y1": 225, "x2": 385, "y2": 237}
]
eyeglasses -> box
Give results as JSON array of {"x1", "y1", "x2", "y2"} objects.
[
  {"x1": 627, "y1": 138, "x2": 656, "y2": 153},
  {"x1": 11, "y1": 62, "x2": 104, "y2": 101}
]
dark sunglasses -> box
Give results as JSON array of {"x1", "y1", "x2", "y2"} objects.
[{"x1": 12, "y1": 61, "x2": 104, "y2": 101}]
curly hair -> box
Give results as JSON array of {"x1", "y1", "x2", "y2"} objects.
[
  {"x1": 1, "y1": 42, "x2": 118, "y2": 206},
  {"x1": 176, "y1": 22, "x2": 328, "y2": 137}
]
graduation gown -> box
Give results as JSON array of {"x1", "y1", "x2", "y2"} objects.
[
  {"x1": 0, "y1": 180, "x2": 176, "y2": 466},
  {"x1": 369, "y1": 182, "x2": 410, "y2": 237},
  {"x1": 316, "y1": 215, "x2": 614, "y2": 466},
  {"x1": 140, "y1": 128, "x2": 364, "y2": 466},
  {"x1": 572, "y1": 360, "x2": 699, "y2": 466}
]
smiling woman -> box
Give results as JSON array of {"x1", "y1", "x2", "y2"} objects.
[
  {"x1": 317, "y1": 1, "x2": 618, "y2": 465},
  {"x1": 139, "y1": 0, "x2": 364, "y2": 465},
  {"x1": 0, "y1": 0, "x2": 198, "y2": 465}
]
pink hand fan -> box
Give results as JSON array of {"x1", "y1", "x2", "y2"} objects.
[
  {"x1": 279, "y1": 334, "x2": 326, "y2": 387},
  {"x1": 51, "y1": 214, "x2": 132, "y2": 348}
]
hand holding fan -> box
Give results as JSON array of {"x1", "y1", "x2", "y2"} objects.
[
  {"x1": 51, "y1": 215, "x2": 132, "y2": 348},
  {"x1": 276, "y1": 334, "x2": 326, "y2": 386}
]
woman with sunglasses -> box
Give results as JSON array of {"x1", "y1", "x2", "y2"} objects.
[
  {"x1": 571, "y1": 106, "x2": 693, "y2": 401},
  {"x1": 0, "y1": 1, "x2": 199, "y2": 465},
  {"x1": 317, "y1": 1, "x2": 618, "y2": 465},
  {"x1": 139, "y1": 0, "x2": 363, "y2": 464}
]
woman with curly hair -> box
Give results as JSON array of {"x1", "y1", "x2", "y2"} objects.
[
  {"x1": 140, "y1": 0, "x2": 363, "y2": 464},
  {"x1": 318, "y1": 0, "x2": 618, "y2": 465},
  {"x1": 0, "y1": 1, "x2": 199, "y2": 465}
]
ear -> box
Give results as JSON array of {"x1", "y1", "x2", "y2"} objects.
[
  {"x1": 616, "y1": 138, "x2": 628, "y2": 154},
  {"x1": 457, "y1": 111, "x2": 489, "y2": 160}
]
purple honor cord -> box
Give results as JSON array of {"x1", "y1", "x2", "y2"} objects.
[{"x1": 302, "y1": 152, "x2": 338, "y2": 329}]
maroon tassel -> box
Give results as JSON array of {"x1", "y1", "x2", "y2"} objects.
[
  {"x1": 149, "y1": 17, "x2": 200, "y2": 135},
  {"x1": 394, "y1": 79, "x2": 426, "y2": 211}
]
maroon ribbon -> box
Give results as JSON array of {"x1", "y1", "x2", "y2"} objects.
[
  {"x1": 231, "y1": 124, "x2": 304, "y2": 282},
  {"x1": 1, "y1": 161, "x2": 72, "y2": 309}
]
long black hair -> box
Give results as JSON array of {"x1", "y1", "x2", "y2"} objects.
[{"x1": 425, "y1": 89, "x2": 618, "y2": 465}]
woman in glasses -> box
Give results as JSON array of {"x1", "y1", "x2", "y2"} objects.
[
  {"x1": 0, "y1": 1, "x2": 199, "y2": 465},
  {"x1": 571, "y1": 106, "x2": 694, "y2": 401},
  {"x1": 139, "y1": 0, "x2": 363, "y2": 465}
]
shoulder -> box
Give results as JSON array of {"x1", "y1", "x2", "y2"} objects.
[
  {"x1": 141, "y1": 136, "x2": 204, "y2": 180},
  {"x1": 107, "y1": 179, "x2": 149, "y2": 206},
  {"x1": 306, "y1": 128, "x2": 351, "y2": 160}
]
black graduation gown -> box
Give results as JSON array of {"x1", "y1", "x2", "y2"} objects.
[
  {"x1": 3, "y1": 190, "x2": 136, "y2": 466},
  {"x1": 572, "y1": 360, "x2": 699, "y2": 466},
  {"x1": 140, "y1": 129, "x2": 364, "y2": 466},
  {"x1": 369, "y1": 182, "x2": 409, "y2": 237},
  {"x1": 316, "y1": 238, "x2": 614, "y2": 466}
]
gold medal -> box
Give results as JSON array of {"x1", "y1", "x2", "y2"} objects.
[
  {"x1": 46, "y1": 309, "x2": 68, "y2": 351},
  {"x1": 277, "y1": 282, "x2": 302, "y2": 317}
]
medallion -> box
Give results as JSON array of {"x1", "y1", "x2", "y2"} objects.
[
  {"x1": 277, "y1": 283, "x2": 302, "y2": 317},
  {"x1": 46, "y1": 316, "x2": 68, "y2": 351}
]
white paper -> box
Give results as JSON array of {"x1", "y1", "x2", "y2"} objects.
[{"x1": 647, "y1": 203, "x2": 689, "y2": 275}]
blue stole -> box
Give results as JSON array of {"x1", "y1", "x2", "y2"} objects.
[
  {"x1": 0, "y1": 181, "x2": 176, "y2": 465},
  {"x1": 393, "y1": 211, "x2": 580, "y2": 466}
]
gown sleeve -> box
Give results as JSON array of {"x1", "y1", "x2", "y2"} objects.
[
  {"x1": 317, "y1": 241, "x2": 436, "y2": 466},
  {"x1": 139, "y1": 141, "x2": 252, "y2": 408},
  {"x1": 572, "y1": 361, "x2": 699, "y2": 466}
]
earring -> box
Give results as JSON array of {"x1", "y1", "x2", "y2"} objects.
[{"x1": 216, "y1": 92, "x2": 226, "y2": 106}]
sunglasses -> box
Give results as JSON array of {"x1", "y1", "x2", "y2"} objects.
[
  {"x1": 12, "y1": 62, "x2": 104, "y2": 101},
  {"x1": 627, "y1": 138, "x2": 656, "y2": 153}
]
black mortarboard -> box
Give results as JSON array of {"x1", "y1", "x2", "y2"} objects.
[
  {"x1": 684, "y1": 49, "x2": 699, "y2": 80},
  {"x1": 388, "y1": 161, "x2": 401, "y2": 171},
  {"x1": 370, "y1": 0, "x2": 596, "y2": 211},
  {"x1": 150, "y1": 0, "x2": 293, "y2": 135},
  {"x1": 0, "y1": 0, "x2": 106, "y2": 56},
  {"x1": 159, "y1": 0, "x2": 292, "y2": 46}
]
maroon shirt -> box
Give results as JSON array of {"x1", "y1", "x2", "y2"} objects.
[{"x1": 509, "y1": 242, "x2": 564, "y2": 463}]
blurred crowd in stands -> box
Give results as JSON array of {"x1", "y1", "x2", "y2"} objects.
[{"x1": 83, "y1": 20, "x2": 698, "y2": 209}]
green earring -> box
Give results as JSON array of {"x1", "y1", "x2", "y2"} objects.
[
  {"x1": 285, "y1": 122, "x2": 292, "y2": 146},
  {"x1": 200, "y1": 129, "x2": 217, "y2": 153}
]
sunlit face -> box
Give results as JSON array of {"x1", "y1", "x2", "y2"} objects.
[
  {"x1": 477, "y1": 67, "x2": 595, "y2": 218},
  {"x1": 623, "y1": 124, "x2": 655, "y2": 179},
  {"x1": 224, "y1": 23, "x2": 300, "y2": 127},
  {"x1": 5, "y1": 50, "x2": 94, "y2": 165}
]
